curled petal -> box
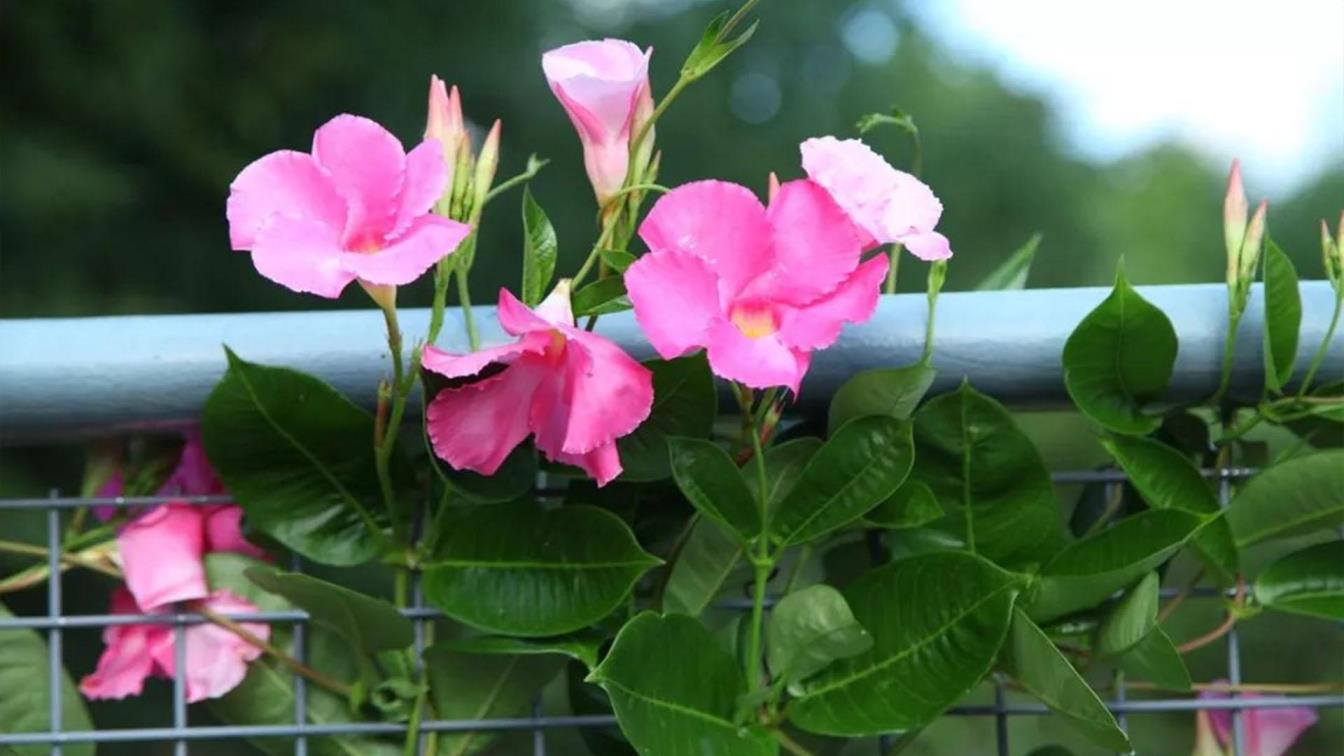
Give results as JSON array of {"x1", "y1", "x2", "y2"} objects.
[
  {"x1": 778, "y1": 255, "x2": 888, "y2": 351},
  {"x1": 421, "y1": 336, "x2": 546, "y2": 380},
  {"x1": 226, "y1": 151, "x2": 346, "y2": 250},
  {"x1": 705, "y1": 319, "x2": 808, "y2": 393},
  {"x1": 79, "y1": 588, "x2": 171, "y2": 700},
  {"x1": 899, "y1": 230, "x2": 953, "y2": 261},
  {"x1": 312, "y1": 115, "x2": 407, "y2": 246},
  {"x1": 427, "y1": 361, "x2": 544, "y2": 476},
  {"x1": 625, "y1": 250, "x2": 724, "y2": 358},
  {"x1": 339, "y1": 215, "x2": 470, "y2": 287},
  {"x1": 118, "y1": 504, "x2": 208, "y2": 611},
  {"x1": 801, "y1": 136, "x2": 945, "y2": 247},
  {"x1": 556, "y1": 327, "x2": 654, "y2": 454},
  {"x1": 497, "y1": 287, "x2": 566, "y2": 336},
  {"x1": 554, "y1": 442, "x2": 623, "y2": 488},
  {"x1": 250, "y1": 216, "x2": 356, "y2": 298},
  {"x1": 639, "y1": 180, "x2": 773, "y2": 300}
]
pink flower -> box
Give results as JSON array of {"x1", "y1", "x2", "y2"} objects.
[
  {"x1": 227, "y1": 114, "x2": 472, "y2": 298},
  {"x1": 426, "y1": 75, "x2": 469, "y2": 196},
  {"x1": 117, "y1": 501, "x2": 266, "y2": 611},
  {"x1": 542, "y1": 39, "x2": 653, "y2": 205},
  {"x1": 80, "y1": 587, "x2": 268, "y2": 703},
  {"x1": 1196, "y1": 684, "x2": 1318, "y2": 756},
  {"x1": 423, "y1": 284, "x2": 653, "y2": 487},
  {"x1": 625, "y1": 179, "x2": 889, "y2": 392},
  {"x1": 800, "y1": 136, "x2": 953, "y2": 261}
]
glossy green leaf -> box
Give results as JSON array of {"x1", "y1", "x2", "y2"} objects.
[
  {"x1": 791, "y1": 552, "x2": 1024, "y2": 736},
  {"x1": 1101, "y1": 435, "x2": 1238, "y2": 578},
  {"x1": 976, "y1": 233, "x2": 1041, "y2": 291},
  {"x1": 439, "y1": 443, "x2": 537, "y2": 504},
  {"x1": 441, "y1": 631, "x2": 605, "y2": 670},
  {"x1": 1001, "y1": 608, "x2": 1130, "y2": 752},
  {"x1": 573, "y1": 276, "x2": 630, "y2": 316},
  {"x1": 1117, "y1": 625, "x2": 1190, "y2": 691},
  {"x1": 663, "y1": 516, "x2": 745, "y2": 617},
  {"x1": 201, "y1": 348, "x2": 388, "y2": 565},
  {"x1": 600, "y1": 249, "x2": 637, "y2": 273},
  {"x1": 425, "y1": 642, "x2": 567, "y2": 756},
  {"x1": 911, "y1": 384, "x2": 1062, "y2": 568},
  {"x1": 1029, "y1": 509, "x2": 1207, "y2": 622},
  {"x1": 589, "y1": 613, "x2": 777, "y2": 755},
  {"x1": 749, "y1": 437, "x2": 824, "y2": 514},
  {"x1": 617, "y1": 354, "x2": 716, "y2": 482},
  {"x1": 668, "y1": 437, "x2": 760, "y2": 542},
  {"x1": 245, "y1": 568, "x2": 413, "y2": 655},
  {"x1": 826, "y1": 363, "x2": 936, "y2": 435},
  {"x1": 520, "y1": 185, "x2": 558, "y2": 307},
  {"x1": 1261, "y1": 238, "x2": 1301, "y2": 393},
  {"x1": 424, "y1": 502, "x2": 661, "y2": 636},
  {"x1": 771, "y1": 416, "x2": 914, "y2": 548},
  {"x1": 1062, "y1": 268, "x2": 1177, "y2": 435},
  {"x1": 767, "y1": 585, "x2": 872, "y2": 688},
  {"x1": 0, "y1": 603, "x2": 93, "y2": 756},
  {"x1": 1226, "y1": 450, "x2": 1344, "y2": 546},
  {"x1": 1095, "y1": 572, "x2": 1160, "y2": 657},
  {"x1": 864, "y1": 480, "x2": 944, "y2": 529},
  {"x1": 1254, "y1": 540, "x2": 1344, "y2": 620},
  {"x1": 567, "y1": 659, "x2": 636, "y2": 756}
]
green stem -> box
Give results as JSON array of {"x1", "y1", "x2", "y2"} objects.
[
  {"x1": 455, "y1": 267, "x2": 480, "y2": 351},
  {"x1": 199, "y1": 605, "x2": 353, "y2": 698},
  {"x1": 921, "y1": 260, "x2": 947, "y2": 365},
  {"x1": 571, "y1": 214, "x2": 621, "y2": 290},
  {"x1": 884, "y1": 243, "x2": 902, "y2": 295},
  {"x1": 1297, "y1": 292, "x2": 1343, "y2": 397},
  {"x1": 381, "y1": 302, "x2": 405, "y2": 390},
  {"x1": 428, "y1": 258, "x2": 453, "y2": 345},
  {"x1": 483, "y1": 158, "x2": 551, "y2": 205},
  {"x1": 0, "y1": 540, "x2": 121, "y2": 580},
  {"x1": 393, "y1": 568, "x2": 410, "y2": 609},
  {"x1": 744, "y1": 401, "x2": 772, "y2": 694},
  {"x1": 774, "y1": 729, "x2": 816, "y2": 756},
  {"x1": 629, "y1": 76, "x2": 691, "y2": 166},
  {"x1": 1211, "y1": 305, "x2": 1243, "y2": 405}
]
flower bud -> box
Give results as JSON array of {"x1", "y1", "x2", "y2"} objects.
[
  {"x1": 767, "y1": 171, "x2": 780, "y2": 205},
  {"x1": 470, "y1": 119, "x2": 502, "y2": 222},
  {"x1": 426, "y1": 76, "x2": 468, "y2": 211},
  {"x1": 1223, "y1": 160, "x2": 1248, "y2": 274},
  {"x1": 1238, "y1": 199, "x2": 1268, "y2": 282}
]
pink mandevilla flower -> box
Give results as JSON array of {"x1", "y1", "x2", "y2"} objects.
[
  {"x1": 1195, "y1": 685, "x2": 1318, "y2": 756},
  {"x1": 542, "y1": 39, "x2": 653, "y2": 205},
  {"x1": 800, "y1": 136, "x2": 954, "y2": 261},
  {"x1": 624, "y1": 178, "x2": 889, "y2": 392},
  {"x1": 423, "y1": 284, "x2": 653, "y2": 487},
  {"x1": 227, "y1": 114, "x2": 471, "y2": 298}
]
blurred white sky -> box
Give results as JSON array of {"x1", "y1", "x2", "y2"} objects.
[{"x1": 907, "y1": 0, "x2": 1344, "y2": 193}]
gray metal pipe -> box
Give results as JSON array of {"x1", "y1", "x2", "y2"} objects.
[{"x1": 1, "y1": 282, "x2": 1339, "y2": 444}]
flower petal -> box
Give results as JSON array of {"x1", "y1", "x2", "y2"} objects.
[
  {"x1": 625, "y1": 250, "x2": 724, "y2": 358},
  {"x1": 202, "y1": 506, "x2": 266, "y2": 559},
  {"x1": 554, "y1": 442, "x2": 623, "y2": 488},
  {"x1": 118, "y1": 503, "x2": 208, "y2": 611},
  {"x1": 542, "y1": 40, "x2": 649, "y2": 142},
  {"x1": 750, "y1": 179, "x2": 865, "y2": 306},
  {"x1": 900, "y1": 230, "x2": 953, "y2": 261},
  {"x1": 79, "y1": 588, "x2": 170, "y2": 700},
  {"x1": 339, "y1": 215, "x2": 470, "y2": 287},
  {"x1": 555, "y1": 327, "x2": 653, "y2": 454},
  {"x1": 390, "y1": 138, "x2": 449, "y2": 239},
  {"x1": 426, "y1": 360, "x2": 545, "y2": 476},
  {"x1": 226, "y1": 150, "x2": 346, "y2": 250},
  {"x1": 778, "y1": 255, "x2": 888, "y2": 351},
  {"x1": 496, "y1": 287, "x2": 566, "y2": 336},
  {"x1": 312, "y1": 115, "x2": 406, "y2": 246},
  {"x1": 1248, "y1": 706, "x2": 1319, "y2": 756},
  {"x1": 421, "y1": 335, "x2": 546, "y2": 380},
  {"x1": 250, "y1": 216, "x2": 356, "y2": 298},
  {"x1": 705, "y1": 319, "x2": 808, "y2": 392},
  {"x1": 639, "y1": 180, "x2": 773, "y2": 300},
  {"x1": 158, "y1": 431, "x2": 224, "y2": 497},
  {"x1": 152, "y1": 590, "x2": 269, "y2": 703}
]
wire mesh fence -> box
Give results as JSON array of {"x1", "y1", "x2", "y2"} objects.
[{"x1": 2, "y1": 467, "x2": 1339, "y2": 755}]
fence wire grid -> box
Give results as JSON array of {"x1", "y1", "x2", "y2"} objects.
[{"x1": 1, "y1": 467, "x2": 1341, "y2": 756}]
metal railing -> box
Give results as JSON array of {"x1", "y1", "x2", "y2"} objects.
[{"x1": 1, "y1": 282, "x2": 1341, "y2": 754}]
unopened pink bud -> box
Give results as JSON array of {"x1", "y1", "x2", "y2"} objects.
[
  {"x1": 1239, "y1": 199, "x2": 1268, "y2": 280},
  {"x1": 470, "y1": 120, "x2": 502, "y2": 220},
  {"x1": 767, "y1": 172, "x2": 781, "y2": 205},
  {"x1": 1223, "y1": 160, "x2": 1248, "y2": 281}
]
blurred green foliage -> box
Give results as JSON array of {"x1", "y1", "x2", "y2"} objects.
[{"x1": 2, "y1": 0, "x2": 1340, "y2": 319}]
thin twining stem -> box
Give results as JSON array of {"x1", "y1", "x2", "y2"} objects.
[{"x1": 198, "y1": 605, "x2": 354, "y2": 698}]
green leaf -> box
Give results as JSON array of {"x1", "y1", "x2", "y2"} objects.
[
  {"x1": 439, "y1": 442, "x2": 537, "y2": 504},
  {"x1": 1116, "y1": 625, "x2": 1190, "y2": 691},
  {"x1": 1001, "y1": 608, "x2": 1130, "y2": 752},
  {"x1": 1254, "y1": 540, "x2": 1344, "y2": 620},
  {"x1": 976, "y1": 233, "x2": 1041, "y2": 291},
  {"x1": 1100, "y1": 435, "x2": 1238, "y2": 578},
  {"x1": 669, "y1": 437, "x2": 760, "y2": 543},
  {"x1": 1062, "y1": 268, "x2": 1177, "y2": 435},
  {"x1": 520, "y1": 185, "x2": 558, "y2": 307},
  {"x1": 424, "y1": 502, "x2": 661, "y2": 636},
  {"x1": 1261, "y1": 238, "x2": 1302, "y2": 393},
  {"x1": 911, "y1": 384, "x2": 1063, "y2": 568},
  {"x1": 1029, "y1": 509, "x2": 1207, "y2": 622},
  {"x1": 600, "y1": 249, "x2": 637, "y2": 273},
  {"x1": 663, "y1": 515, "x2": 745, "y2": 617},
  {"x1": 771, "y1": 416, "x2": 914, "y2": 548},
  {"x1": 440, "y1": 631, "x2": 605, "y2": 670},
  {"x1": 767, "y1": 585, "x2": 872, "y2": 689},
  {"x1": 617, "y1": 354, "x2": 716, "y2": 482},
  {"x1": 202, "y1": 348, "x2": 387, "y2": 565},
  {"x1": 791, "y1": 552, "x2": 1024, "y2": 736},
  {"x1": 573, "y1": 276, "x2": 630, "y2": 316},
  {"x1": 425, "y1": 642, "x2": 567, "y2": 756},
  {"x1": 826, "y1": 363, "x2": 936, "y2": 435},
  {"x1": 0, "y1": 603, "x2": 93, "y2": 756},
  {"x1": 589, "y1": 613, "x2": 777, "y2": 755},
  {"x1": 244, "y1": 568, "x2": 413, "y2": 655},
  {"x1": 864, "y1": 480, "x2": 944, "y2": 530},
  {"x1": 1095, "y1": 572, "x2": 1161, "y2": 657},
  {"x1": 1227, "y1": 450, "x2": 1344, "y2": 546},
  {"x1": 682, "y1": 10, "x2": 760, "y2": 81},
  {"x1": 749, "y1": 437, "x2": 824, "y2": 514}
]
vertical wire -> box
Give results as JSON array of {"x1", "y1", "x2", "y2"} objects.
[
  {"x1": 412, "y1": 570, "x2": 426, "y2": 756},
  {"x1": 1218, "y1": 470, "x2": 1247, "y2": 755},
  {"x1": 993, "y1": 679, "x2": 1010, "y2": 756},
  {"x1": 291, "y1": 553, "x2": 309, "y2": 756},
  {"x1": 173, "y1": 617, "x2": 188, "y2": 755},
  {"x1": 531, "y1": 697, "x2": 545, "y2": 755},
  {"x1": 1105, "y1": 480, "x2": 1131, "y2": 747},
  {"x1": 45, "y1": 497, "x2": 63, "y2": 756}
]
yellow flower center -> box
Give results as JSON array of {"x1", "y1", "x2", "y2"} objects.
[{"x1": 730, "y1": 304, "x2": 778, "y2": 340}]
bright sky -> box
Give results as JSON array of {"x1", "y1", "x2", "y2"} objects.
[{"x1": 906, "y1": 0, "x2": 1344, "y2": 193}]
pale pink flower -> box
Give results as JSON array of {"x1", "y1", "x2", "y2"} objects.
[
  {"x1": 80, "y1": 587, "x2": 268, "y2": 703},
  {"x1": 800, "y1": 136, "x2": 953, "y2": 261},
  {"x1": 117, "y1": 501, "x2": 266, "y2": 611},
  {"x1": 625, "y1": 178, "x2": 888, "y2": 392},
  {"x1": 1196, "y1": 684, "x2": 1318, "y2": 756},
  {"x1": 227, "y1": 114, "x2": 471, "y2": 297},
  {"x1": 542, "y1": 39, "x2": 653, "y2": 205},
  {"x1": 426, "y1": 75, "x2": 468, "y2": 195},
  {"x1": 423, "y1": 284, "x2": 653, "y2": 486}
]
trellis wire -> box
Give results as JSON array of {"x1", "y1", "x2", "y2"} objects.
[{"x1": 2, "y1": 469, "x2": 1341, "y2": 755}]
